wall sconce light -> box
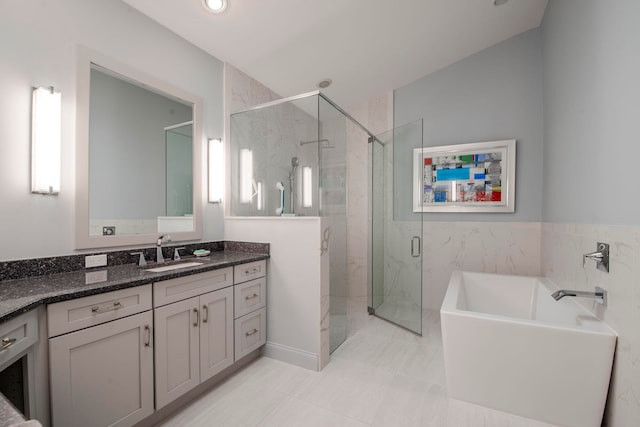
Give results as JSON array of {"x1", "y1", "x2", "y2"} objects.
[
  {"x1": 31, "y1": 86, "x2": 61, "y2": 195},
  {"x1": 302, "y1": 166, "x2": 313, "y2": 208},
  {"x1": 256, "y1": 181, "x2": 263, "y2": 211},
  {"x1": 208, "y1": 138, "x2": 224, "y2": 203},
  {"x1": 239, "y1": 148, "x2": 253, "y2": 203}
]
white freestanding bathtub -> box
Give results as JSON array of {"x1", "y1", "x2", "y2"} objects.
[{"x1": 440, "y1": 271, "x2": 616, "y2": 427}]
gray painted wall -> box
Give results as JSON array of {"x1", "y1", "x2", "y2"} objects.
[
  {"x1": 542, "y1": 0, "x2": 640, "y2": 225},
  {"x1": 0, "y1": 0, "x2": 224, "y2": 260},
  {"x1": 394, "y1": 29, "x2": 544, "y2": 222}
]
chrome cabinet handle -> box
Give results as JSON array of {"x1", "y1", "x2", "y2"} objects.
[
  {"x1": 1, "y1": 337, "x2": 17, "y2": 351},
  {"x1": 244, "y1": 267, "x2": 259, "y2": 275},
  {"x1": 144, "y1": 325, "x2": 151, "y2": 347},
  {"x1": 193, "y1": 308, "x2": 199, "y2": 327},
  {"x1": 245, "y1": 293, "x2": 259, "y2": 301},
  {"x1": 202, "y1": 305, "x2": 208, "y2": 323},
  {"x1": 91, "y1": 301, "x2": 122, "y2": 313},
  {"x1": 245, "y1": 328, "x2": 258, "y2": 337}
]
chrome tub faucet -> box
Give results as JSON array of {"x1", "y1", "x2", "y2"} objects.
[
  {"x1": 551, "y1": 287, "x2": 607, "y2": 305},
  {"x1": 583, "y1": 242, "x2": 609, "y2": 273}
]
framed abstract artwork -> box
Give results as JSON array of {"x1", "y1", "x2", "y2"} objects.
[{"x1": 413, "y1": 139, "x2": 516, "y2": 213}]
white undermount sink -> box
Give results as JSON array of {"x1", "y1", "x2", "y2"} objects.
[{"x1": 146, "y1": 261, "x2": 203, "y2": 273}]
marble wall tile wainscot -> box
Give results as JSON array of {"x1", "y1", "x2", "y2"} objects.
[
  {"x1": 541, "y1": 223, "x2": 640, "y2": 427},
  {"x1": 422, "y1": 221, "x2": 542, "y2": 310}
]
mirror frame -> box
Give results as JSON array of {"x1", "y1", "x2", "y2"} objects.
[{"x1": 75, "y1": 47, "x2": 203, "y2": 249}]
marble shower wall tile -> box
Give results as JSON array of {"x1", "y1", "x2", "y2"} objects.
[
  {"x1": 422, "y1": 221, "x2": 542, "y2": 310},
  {"x1": 346, "y1": 119, "x2": 369, "y2": 300},
  {"x1": 383, "y1": 220, "x2": 422, "y2": 305},
  {"x1": 541, "y1": 223, "x2": 640, "y2": 427},
  {"x1": 319, "y1": 218, "x2": 331, "y2": 370},
  {"x1": 225, "y1": 64, "x2": 322, "y2": 217},
  {"x1": 225, "y1": 64, "x2": 281, "y2": 114},
  {"x1": 344, "y1": 92, "x2": 394, "y2": 301}
]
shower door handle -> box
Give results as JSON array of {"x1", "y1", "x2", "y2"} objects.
[{"x1": 411, "y1": 236, "x2": 421, "y2": 258}]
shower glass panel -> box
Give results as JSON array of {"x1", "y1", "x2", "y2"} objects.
[
  {"x1": 317, "y1": 96, "x2": 365, "y2": 353},
  {"x1": 369, "y1": 120, "x2": 423, "y2": 335},
  {"x1": 230, "y1": 92, "x2": 369, "y2": 354},
  {"x1": 230, "y1": 95, "x2": 320, "y2": 217}
]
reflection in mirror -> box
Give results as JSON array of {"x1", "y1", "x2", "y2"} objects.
[
  {"x1": 163, "y1": 121, "x2": 193, "y2": 232},
  {"x1": 75, "y1": 48, "x2": 203, "y2": 249},
  {"x1": 88, "y1": 66, "x2": 194, "y2": 236}
]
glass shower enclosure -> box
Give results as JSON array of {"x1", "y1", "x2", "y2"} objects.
[
  {"x1": 370, "y1": 120, "x2": 424, "y2": 335},
  {"x1": 230, "y1": 92, "x2": 370, "y2": 353}
]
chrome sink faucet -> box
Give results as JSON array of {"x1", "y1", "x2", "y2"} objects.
[{"x1": 156, "y1": 235, "x2": 171, "y2": 264}]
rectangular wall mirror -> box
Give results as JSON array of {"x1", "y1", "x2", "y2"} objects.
[{"x1": 76, "y1": 48, "x2": 203, "y2": 249}]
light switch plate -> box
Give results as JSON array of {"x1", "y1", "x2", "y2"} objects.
[{"x1": 85, "y1": 254, "x2": 107, "y2": 268}]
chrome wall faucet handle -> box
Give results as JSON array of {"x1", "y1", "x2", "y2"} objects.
[
  {"x1": 583, "y1": 242, "x2": 609, "y2": 273},
  {"x1": 174, "y1": 247, "x2": 185, "y2": 261},
  {"x1": 130, "y1": 252, "x2": 147, "y2": 267}
]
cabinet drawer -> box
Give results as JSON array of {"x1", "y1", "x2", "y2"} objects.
[
  {"x1": 234, "y1": 277, "x2": 266, "y2": 319},
  {"x1": 153, "y1": 267, "x2": 233, "y2": 307},
  {"x1": 48, "y1": 284, "x2": 152, "y2": 337},
  {"x1": 234, "y1": 308, "x2": 266, "y2": 361},
  {"x1": 233, "y1": 260, "x2": 266, "y2": 284},
  {"x1": 0, "y1": 310, "x2": 38, "y2": 369}
]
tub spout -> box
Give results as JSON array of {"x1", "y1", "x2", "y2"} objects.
[{"x1": 551, "y1": 287, "x2": 607, "y2": 305}]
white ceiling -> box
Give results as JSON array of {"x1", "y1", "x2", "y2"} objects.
[{"x1": 122, "y1": 0, "x2": 548, "y2": 107}]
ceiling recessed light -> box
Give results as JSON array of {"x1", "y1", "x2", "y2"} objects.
[
  {"x1": 316, "y1": 79, "x2": 332, "y2": 89},
  {"x1": 493, "y1": 0, "x2": 509, "y2": 5},
  {"x1": 203, "y1": 0, "x2": 227, "y2": 13}
]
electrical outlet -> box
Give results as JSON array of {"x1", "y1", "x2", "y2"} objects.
[{"x1": 85, "y1": 254, "x2": 107, "y2": 268}]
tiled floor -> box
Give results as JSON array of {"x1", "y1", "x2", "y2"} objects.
[{"x1": 157, "y1": 308, "x2": 558, "y2": 427}]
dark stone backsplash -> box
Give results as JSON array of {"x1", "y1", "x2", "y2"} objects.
[
  {"x1": 224, "y1": 241, "x2": 269, "y2": 254},
  {"x1": 0, "y1": 240, "x2": 268, "y2": 282}
]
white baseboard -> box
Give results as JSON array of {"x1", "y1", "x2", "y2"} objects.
[{"x1": 263, "y1": 341, "x2": 319, "y2": 371}]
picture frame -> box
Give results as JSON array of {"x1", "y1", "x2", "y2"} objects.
[{"x1": 413, "y1": 139, "x2": 516, "y2": 213}]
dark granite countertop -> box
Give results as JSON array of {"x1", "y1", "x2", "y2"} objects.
[
  {"x1": 0, "y1": 251, "x2": 268, "y2": 324},
  {"x1": 0, "y1": 393, "x2": 26, "y2": 427}
]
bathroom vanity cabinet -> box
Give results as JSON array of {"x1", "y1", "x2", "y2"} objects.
[
  {"x1": 0, "y1": 309, "x2": 42, "y2": 424},
  {"x1": 233, "y1": 261, "x2": 267, "y2": 361},
  {"x1": 153, "y1": 268, "x2": 234, "y2": 409},
  {"x1": 45, "y1": 258, "x2": 267, "y2": 427},
  {"x1": 48, "y1": 285, "x2": 154, "y2": 427}
]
